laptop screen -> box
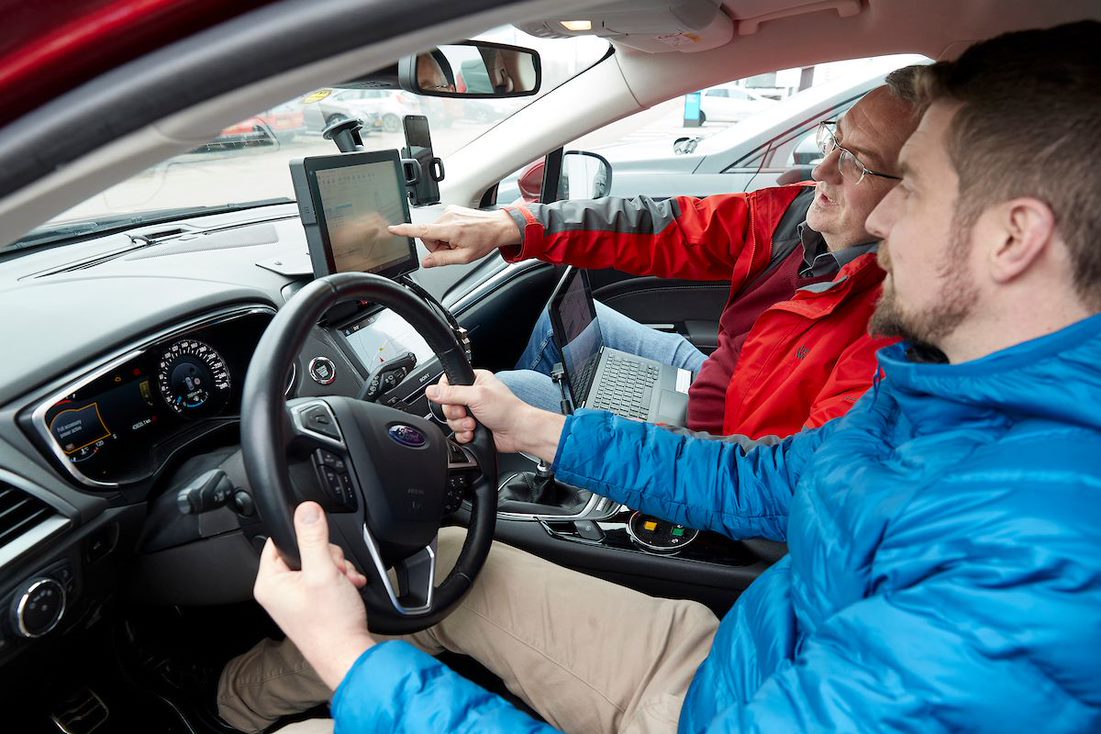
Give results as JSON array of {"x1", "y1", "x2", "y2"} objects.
[{"x1": 550, "y1": 269, "x2": 604, "y2": 401}]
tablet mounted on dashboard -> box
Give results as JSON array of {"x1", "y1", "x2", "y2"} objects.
[{"x1": 289, "y1": 149, "x2": 418, "y2": 281}]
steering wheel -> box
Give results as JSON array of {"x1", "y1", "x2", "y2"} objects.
[{"x1": 240, "y1": 273, "x2": 497, "y2": 634}]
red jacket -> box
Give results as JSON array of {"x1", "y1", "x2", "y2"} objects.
[{"x1": 502, "y1": 184, "x2": 898, "y2": 438}]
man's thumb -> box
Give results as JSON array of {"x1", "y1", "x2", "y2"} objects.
[
  {"x1": 427, "y1": 382, "x2": 472, "y2": 407},
  {"x1": 294, "y1": 502, "x2": 333, "y2": 573}
]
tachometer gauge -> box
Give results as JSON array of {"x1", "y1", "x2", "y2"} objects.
[{"x1": 157, "y1": 339, "x2": 231, "y2": 417}]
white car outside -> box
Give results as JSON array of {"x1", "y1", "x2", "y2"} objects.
[{"x1": 697, "y1": 85, "x2": 775, "y2": 123}]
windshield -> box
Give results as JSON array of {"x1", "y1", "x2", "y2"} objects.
[{"x1": 9, "y1": 28, "x2": 609, "y2": 254}]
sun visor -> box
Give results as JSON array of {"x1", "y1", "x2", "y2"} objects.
[{"x1": 515, "y1": 0, "x2": 733, "y2": 54}]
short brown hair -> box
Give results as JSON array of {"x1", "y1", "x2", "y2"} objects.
[{"x1": 913, "y1": 21, "x2": 1101, "y2": 310}]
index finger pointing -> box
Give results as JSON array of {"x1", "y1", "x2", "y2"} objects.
[{"x1": 389, "y1": 223, "x2": 435, "y2": 239}]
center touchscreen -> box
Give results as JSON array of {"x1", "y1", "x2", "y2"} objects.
[
  {"x1": 289, "y1": 150, "x2": 419, "y2": 280},
  {"x1": 342, "y1": 309, "x2": 434, "y2": 370}
]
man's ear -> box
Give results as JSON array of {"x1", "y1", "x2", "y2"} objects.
[{"x1": 987, "y1": 197, "x2": 1057, "y2": 284}]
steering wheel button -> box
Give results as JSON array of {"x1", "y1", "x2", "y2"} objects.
[
  {"x1": 303, "y1": 406, "x2": 340, "y2": 440},
  {"x1": 315, "y1": 449, "x2": 346, "y2": 471}
]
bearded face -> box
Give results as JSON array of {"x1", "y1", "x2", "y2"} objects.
[{"x1": 870, "y1": 219, "x2": 979, "y2": 346}]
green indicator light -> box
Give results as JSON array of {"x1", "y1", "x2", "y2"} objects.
[{"x1": 672, "y1": 528, "x2": 685, "y2": 537}]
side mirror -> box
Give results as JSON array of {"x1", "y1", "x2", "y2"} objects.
[
  {"x1": 506, "y1": 150, "x2": 613, "y2": 206},
  {"x1": 558, "y1": 150, "x2": 613, "y2": 201},
  {"x1": 673, "y1": 136, "x2": 701, "y2": 155},
  {"x1": 398, "y1": 41, "x2": 541, "y2": 98}
]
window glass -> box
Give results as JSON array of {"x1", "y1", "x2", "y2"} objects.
[
  {"x1": 498, "y1": 54, "x2": 928, "y2": 205},
  {"x1": 569, "y1": 53, "x2": 928, "y2": 168},
  {"x1": 26, "y1": 28, "x2": 609, "y2": 239}
]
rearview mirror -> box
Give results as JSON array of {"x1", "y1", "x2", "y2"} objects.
[{"x1": 399, "y1": 41, "x2": 541, "y2": 98}]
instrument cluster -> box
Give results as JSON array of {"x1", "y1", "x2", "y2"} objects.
[{"x1": 34, "y1": 309, "x2": 274, "y2": 487}]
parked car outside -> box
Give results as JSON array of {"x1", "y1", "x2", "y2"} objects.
[
  {"x1": 314, "y1": 88, "x2": 421, "y2": 133},
  {"x1": 205, "y1": 101, "x2": 306, "y2": 149},
  {"x1": 696, "y1": 84, "x2": 774, "y2": 123}
]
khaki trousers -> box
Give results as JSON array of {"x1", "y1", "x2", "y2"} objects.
[{"x1": 218, "y1": 527, "x2": 719, "y2": 734}]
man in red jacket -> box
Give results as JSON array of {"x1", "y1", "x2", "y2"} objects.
[{"x1": 393, "y1": 69, "x2": 919, "y2": 440}]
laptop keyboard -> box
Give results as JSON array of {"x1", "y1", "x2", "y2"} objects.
[{"x1": 590, "y1": 353, "x2": 661, "y2": 419}]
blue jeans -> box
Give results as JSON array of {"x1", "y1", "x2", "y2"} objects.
[{"x1": 498, "y1": 302, "x2": 707, "y2": 412}]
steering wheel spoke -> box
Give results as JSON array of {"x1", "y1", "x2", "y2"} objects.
[
  {"x1": 360, "y1": 529, "x2": 438, "y2": 615},
  {"x1": 288, "y1": 399, "x2": 346, "y2": 450},
  {"x1": 442, "y1": 437, "x2": 481, "y2": 513},
  {"x1": 283, "y1": 399, "x2": 360, "y2": 513}
]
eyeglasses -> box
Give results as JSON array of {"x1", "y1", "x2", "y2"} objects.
[{"x1": 815, "y1": 121, "x2": 901, "y2": 184}]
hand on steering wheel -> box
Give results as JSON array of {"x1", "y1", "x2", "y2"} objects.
[
  {"x1": 426, "y1": 370, "x2": 531, "y2": 451},
  {"x1": 427, "y1": 370, "x2": 567, "y2": 465},
  {"x1": 254, "y1": 501, "x2": 374, "y2": 690}
]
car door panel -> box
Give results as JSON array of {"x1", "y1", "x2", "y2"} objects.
[{"x1": 589, "y1": 272, "x2": 728, "y2": 354}]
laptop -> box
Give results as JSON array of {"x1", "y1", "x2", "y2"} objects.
[{"x1": 548, "y1": 267, "x2": 692, "y2": 425}]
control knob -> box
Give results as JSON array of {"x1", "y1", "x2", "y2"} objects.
[{"x1": 10, "y1": 577, "x2": 66, "y2": 638}]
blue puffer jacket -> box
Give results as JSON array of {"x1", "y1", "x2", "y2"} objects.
[{"x1": 333, "y1": 313, "x2": 1101, "y2": 732}]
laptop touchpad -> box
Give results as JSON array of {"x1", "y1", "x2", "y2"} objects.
[{"x1": 655, "y1": 389, "x2": 689, "y2": 427}]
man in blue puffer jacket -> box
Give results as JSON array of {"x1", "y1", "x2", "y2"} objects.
[{"x1": 253, "y1": 22, "x2": 1101, "y2": 733}]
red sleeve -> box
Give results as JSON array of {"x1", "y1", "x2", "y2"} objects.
[
  {"x1": 501, "y1": 185, "x2": 810, "y2": 289},
  {"x1": 803, "y1": 333, "x2": 899, "y2": 429}
]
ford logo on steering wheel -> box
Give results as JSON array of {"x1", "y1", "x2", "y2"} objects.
[{"x1": 388, "y1": 424, "x2": 427, "y2": 448}]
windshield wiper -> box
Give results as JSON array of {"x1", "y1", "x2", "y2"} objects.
[{"x1": 3, "y1": 197, "x2": 295, "y2": 257}]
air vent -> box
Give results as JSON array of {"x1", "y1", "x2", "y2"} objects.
[{"x1": 0, "y1": 481, "x2": 55, "y2": 550}]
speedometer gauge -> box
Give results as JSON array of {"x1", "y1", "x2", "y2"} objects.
[{"x1": 157, "y1": 339, "x2": 231, "y2": 417}]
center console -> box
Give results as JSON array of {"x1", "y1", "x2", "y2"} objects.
[{"x1": 335, "y1": 306, "x2": 444, "y2": 418}]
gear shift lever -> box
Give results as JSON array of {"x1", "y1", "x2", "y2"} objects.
[{"x1": 497, "y1": 365, "x2": 590, "y2": 515}]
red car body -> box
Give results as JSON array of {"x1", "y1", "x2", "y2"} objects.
[{"x1": 0, "y1": 0, "x2": 273, "y2": 128}]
